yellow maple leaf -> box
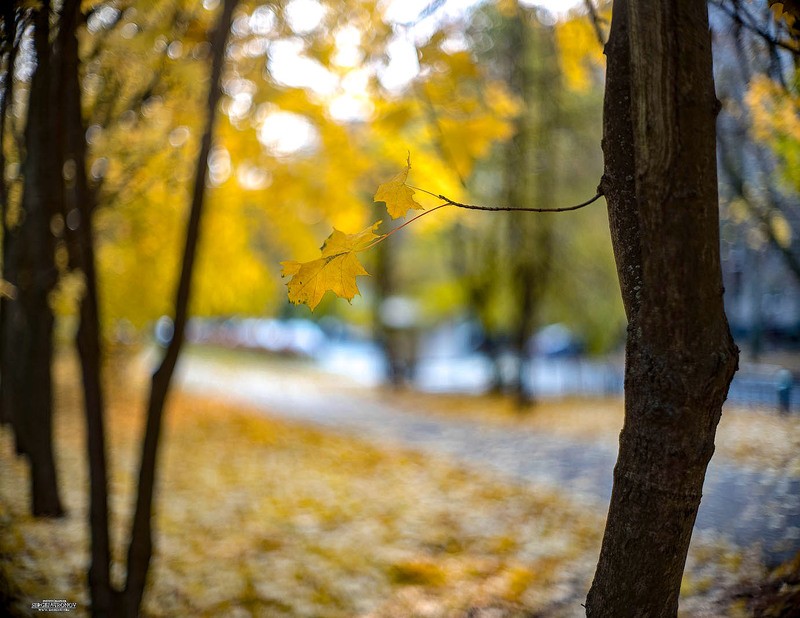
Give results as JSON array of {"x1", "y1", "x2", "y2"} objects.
[
  {"x1": 281, "y1": 222, "x2": 383, "y2": 310},
  {"x1": 374, "y1": 163, "x2": 423, "y2": 219}
]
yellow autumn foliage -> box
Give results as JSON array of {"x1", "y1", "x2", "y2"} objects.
[
  {"x1": 747, "y1": 74, "x2": 800, "y2": 193},
  {"x1": 554, "y1": 4, "x2": 608, "y2": 92},
  {"x1": 70, "y1": 0, "x2": 543, "y2": 331}
]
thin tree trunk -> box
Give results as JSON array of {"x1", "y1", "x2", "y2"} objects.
[
  {"x1": 7, "y1": 0, "x2": 64, "y2": 517},
  {"x1": 504, "y1": 9, "x2": 535, "y2": 404},
  {"x1": 57, "y1": 1, "x2": 115, "y2": 614},
  {"x1": 121, "y1": 0, "x2": 238, "y2": 613},
  {"x1": 505, "y1": 9, "x2": 556, "y2": 406},
  {"x1": 586, "y1": 1, "x2": 738, "y2": 615}
]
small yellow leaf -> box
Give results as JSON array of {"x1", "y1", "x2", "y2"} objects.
[
  {"x1": 374, "y1": 164, "x2": 422, "y2": 219},
  {"x1": 281, "y1": 222, "x2": 383, "y2": 310}
]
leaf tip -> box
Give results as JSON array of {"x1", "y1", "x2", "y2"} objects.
[{"x1": 280, "y1": 261, "x2": 301, "y2": 278}]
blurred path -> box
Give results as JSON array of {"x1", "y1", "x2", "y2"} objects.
[{"x1": 177, "y1": 353, "x2": 800, "y2": 566}]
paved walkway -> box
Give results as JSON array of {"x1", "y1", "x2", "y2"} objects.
[{"x1": 177, "y1": 353, "x2": 800, "y2": 566}]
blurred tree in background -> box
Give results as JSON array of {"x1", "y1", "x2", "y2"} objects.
[
  {"x1": 0, "y1": 1, "x2": 524, "y2": 613},
  {"x1": 0, "y1": 0, "x2": 618, "y2": 375},
  {"x1": 3, "y1": 0, "x2": 65, "y2": 518},
  {"x1": 3, "y1": 0, "x2": 240, "y2": 614},
  {"x1": 711, "y1": 0, "x2": 800, "y2": 358}
]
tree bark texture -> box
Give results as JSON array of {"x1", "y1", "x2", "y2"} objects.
[
  {"x1": 122, "y1": 0, "x2": 238, "y2": 614},
  {"x1": 6, "y1": 0, "x2": 65, "y2": 517},
  {"x1": 586, "y1": 1, "x2": 738, "y2": 615}
]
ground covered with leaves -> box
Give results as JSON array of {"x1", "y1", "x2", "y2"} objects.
[
  {"x1": 0, "y1": 353, "x2": 784, "y2": 617},
  {"x1": 385, "y1": 390, "x2": 800, "y2": 475}
]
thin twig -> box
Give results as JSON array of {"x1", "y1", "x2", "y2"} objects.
[
  {"x1": 583, "y1": 0, "x2": 606, "y2": 46},
  {"x1": 710, "y1": 0, "x2": 800, "y2": 57},
  {"x1": 407, "y1": 184, "x2": 603, "y2": 213},
  {"x1": 395, "y1": 0, "x2": 447, "y2": 28},
  {"x1": 362, "y1": 203, "x2": 450, "y2": 251},
  {"x1": 413, "y1": 81, "x2": 468, "y2": 189}
]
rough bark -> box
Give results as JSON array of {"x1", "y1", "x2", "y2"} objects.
[
  {"x1": 6, "y1": 0, "x2": 64, "y2": 517},
  {"x1": 586, "y1": 1, "x2": 738, "y2": 615},
  {"x1": 121, "y1": 0, "x2": 238, "y2": 614},
  {"x1": 57, "y1": 1, "x2": 115, "y2": 614}
]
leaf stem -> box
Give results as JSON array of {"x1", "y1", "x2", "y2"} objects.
[
  {"x1": 361, "y1": 203, "x2": 452, "y2": 251},
  {"x1": 406, "y1": 185, "x2": 604, "y2": 213},
  {"x1": 364, "y1": 183, "x2": 604, "y2": 253}
]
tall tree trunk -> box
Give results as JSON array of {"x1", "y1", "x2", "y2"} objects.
[
  {"x1": 7, "y1": 0, "x2": 64, "y2": 517},
  {"x1": 121, "y1": 0, "x2": 238, "y2": 614},
  {"x1": 373, "y1": 200, "x2": 402, "y2": 388},
  {"x1": 586, "y1": 1, "x2": 738, "y2": 615},
  {"x1": 57, "y1": 1, "x2": 115, "y2": 614},
  {"x1": 0, "y1": 1, "x2": 19, "y2": 428},
  {"x1": 504, "y1": 9, "x2": 535, "y2": 403},
  {"x1": 504, "y1": 9, "x2": 556, "y2": 406}
]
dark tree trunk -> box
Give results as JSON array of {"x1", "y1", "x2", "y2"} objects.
[
  {"x1": 121, "y1": 0, "x2": 238, "y2": 614},
  {"x1": 586, "y1": 1, "x2": 738, "y2": 615},
  {"x1": 0, "y1": 1, "x2": 19, "y2": 428},
  {"x1": 6, "y1": 0, "x2": 64, "y2": 517},
  {"x1": 56, "y1": 1, "x2": 115, "y2": 614}
]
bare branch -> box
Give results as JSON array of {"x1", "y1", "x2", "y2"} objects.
[
  {"x1": 583, "y1": 0, "x2": 607, "y2": 46},
  {"x1": 407, "y1": 183, "x2": 603, "y2": 213},
  {"x1": 413, "y1": 81, "x2": 468, "y2": 189},
  {"x1": 711, "y1": 0, "x2": 800, "y2": 57}
]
